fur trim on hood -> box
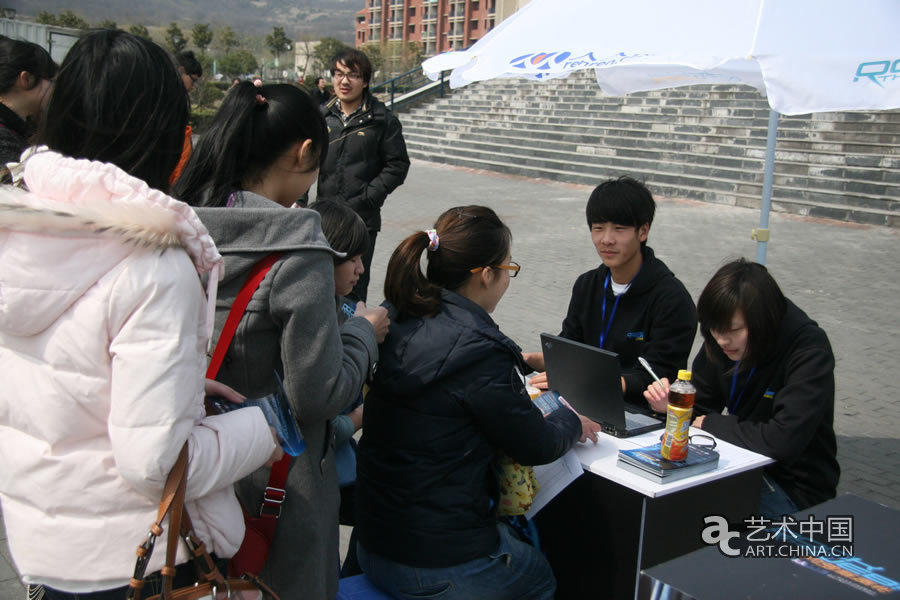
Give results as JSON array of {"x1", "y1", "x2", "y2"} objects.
[{"x1": 0, "y1": 148, "x2": 224, "y2": 338}]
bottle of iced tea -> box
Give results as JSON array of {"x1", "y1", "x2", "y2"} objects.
[{"x1": 660, "y1": 370, "x2": 696, "y2": 461}]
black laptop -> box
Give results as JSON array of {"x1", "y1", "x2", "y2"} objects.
[{"x1": 540, "y1": 333, "x2": 664, "y2": 438}]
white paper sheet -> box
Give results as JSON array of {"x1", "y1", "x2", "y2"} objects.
[{"x1": 525, "y1": 449, "x2": 583, "y2": 519}]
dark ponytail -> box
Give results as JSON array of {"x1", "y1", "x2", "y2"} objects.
[
  {"x1": 175, "y1": 82, "x2": 327, "y2": 207},
  {"x1": 384, "y1": 205, "x2": 511, "y2": 319}
]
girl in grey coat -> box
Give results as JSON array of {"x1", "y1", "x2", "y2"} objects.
[{"x1": 177, "y1": 82, "x2": 389, "y2": 600}]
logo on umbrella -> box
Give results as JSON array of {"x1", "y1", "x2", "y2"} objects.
[
  {"x1": 510, "y1": 51, "x2": 648, "y2": 76},
  {"x1": 854, "y1": 59, "x2": 900, "y2": 87}
]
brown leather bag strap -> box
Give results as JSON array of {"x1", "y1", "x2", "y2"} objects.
[
  {"x1": 160, "y1": 446, "x2": 188, "y2": 597},
  {"x1": 127, "y1": 444, "x2": 189, "y2": 600}
]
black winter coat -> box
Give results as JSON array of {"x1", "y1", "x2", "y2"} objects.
[
  {"x1": 694, "y1": 299, "x2": 840, "y2": 509},
  {"x1": 316, "y1": 92, "x2": 410, "y2": 231},
  {"x1": 560, "y1": 246, "x2": 698, "y2": 402},
  {"x1": 356, "y1": 290, "x2": 582, "y2": 568},
  {"x1": 0, "y1": 103, "x2": 29, "y2": 173}
]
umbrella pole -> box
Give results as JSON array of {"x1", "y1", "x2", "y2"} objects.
[{"x1": 754, "y1": 109, "x2": 780, "y2": 265}]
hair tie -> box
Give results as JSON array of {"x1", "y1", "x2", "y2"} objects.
[
  {"x1": 425, "y1": 229, "x2": 440, "y2": 252},
  {"x1": 255, "y1": 93, "x2": 267, "y2": 106}
]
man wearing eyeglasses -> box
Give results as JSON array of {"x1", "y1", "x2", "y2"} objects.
[{"x1": 316, "y1": 48, "x2": 410, "y2": 302}]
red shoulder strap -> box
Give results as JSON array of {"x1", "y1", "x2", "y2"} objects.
[
  {"x1": 206, "y1": 253, "x2": 282, "y2": 379},
  {"x1": 204, "y1": 252, "x2": 291, "y2": 517}
]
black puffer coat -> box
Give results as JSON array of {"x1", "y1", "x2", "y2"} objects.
[
  {"x1": 356, "y1": 290, "x2": 582, "y2": 568},
  {"x1": 0, "y1": 103, "x2": 29, "y2": 169},
  {"x1": 316, "y1": 91, "x2": 410, "y2": 232}
]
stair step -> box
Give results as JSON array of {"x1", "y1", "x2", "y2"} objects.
[{"x1": 400, "y1": 75, "x2": 900, "y2": 227}]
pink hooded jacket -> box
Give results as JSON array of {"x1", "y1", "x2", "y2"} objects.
[{"x1": 0, "y1": 150, "x2": 275, "y2": 592}]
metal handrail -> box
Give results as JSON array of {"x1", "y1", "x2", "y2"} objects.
[{"x1": 371, "y1": 65, "x2": 448, "y2": 111}]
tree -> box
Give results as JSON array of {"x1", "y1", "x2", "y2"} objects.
[
  {"x1": 362, "y1": 44, "x2": 384, "y2": 79},
  {"x1": 57, "y1": 10, "x2": 90, "y2": 29},
  {"x1": 219, "y1": 49, "x2": 258, "y2": 78},
  {"x1": 166, "y1": 22, "x2": 187, "y2": 55},
  {"x1": 36, "y1": 11, "x2": 57, "y2": 25},
  {"x1": 265, "y1": 26, "x2": 293, "y2": 67},
  {"x1": 219, "y1": 26, "x2": 239, "y2": 55},
  {"x1": 312, "y1": 38, "x2": 350, "y2": 75},
  {"x1": 97, "y1": 19, "x2": 118, "y2": 30},
  {"x1": 192, "y1": 24, "x2": 213, "y2": 55},
  {"x1": 128, "y1": 24, "x2": 150, "y2": 39}
]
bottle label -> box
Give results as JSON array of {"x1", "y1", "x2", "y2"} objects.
[{"x1": 661, "y1": 404, "x2": 693, "y2": 461}]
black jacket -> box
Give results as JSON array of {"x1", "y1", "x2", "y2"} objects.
[
  {"x1": 356, "y1": 290, "x2": 581, "y2": 568},
  {"x1": 560, "y1": 246, "x2": 697, "y2": 402},
  {"x1": 694, "y1": 299, "x2": 840, "y2": 509},
  {"x1": 316, "y1": 91, "x2": 410, "y2": 231},
  {"x1": 0, "y1": 103, "x2": 29, "y2": 171}
]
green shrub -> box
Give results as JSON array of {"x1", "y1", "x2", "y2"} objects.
[{"x1": 190, "y1": 107, "x2": 218, "y2": 135}]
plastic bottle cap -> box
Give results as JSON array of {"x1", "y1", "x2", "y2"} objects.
[{"x1": 677, "y1": 369, "x2": 692, "y2": 381}]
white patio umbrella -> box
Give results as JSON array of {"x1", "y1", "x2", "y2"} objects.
[{"x1": 422, "y1": 0, "x2": 900, "y2": 264}]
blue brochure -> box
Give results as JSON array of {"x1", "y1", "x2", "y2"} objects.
[{"x1": 207, "y1": 373, "x2": 306, "y2": 456}]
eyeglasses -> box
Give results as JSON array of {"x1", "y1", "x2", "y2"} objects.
[
  {"x1": 332, "y1": 70, "x2": 362, "y2": 82},
  {"x1": 470, "y1": 261, "x2": 521, "y2": 278}
]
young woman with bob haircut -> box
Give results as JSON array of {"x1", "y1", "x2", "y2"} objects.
[
  {"x1": 645, "y1": 258, "x2": 839, "y2": 515},
  {"x1": 0, "y1": 30, "x2": 280, "y2": 599},
  {"x1": 176, "y1": 82, "x2": 388, "y2": 600},
  {"x1": 0, "y1": 35, "x2": 57, "y2": 169},
  {"x1": 355, "y1": 205, "x2": 595, "y2": 600}
]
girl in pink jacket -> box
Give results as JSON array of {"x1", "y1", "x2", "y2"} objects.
[{"x1": 0, "y1": 31, "x2": 279, "y2": 599}]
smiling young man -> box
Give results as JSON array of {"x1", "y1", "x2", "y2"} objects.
[
  {"x1": 316, "y1": 48, "x2": 410, "y2": 302},
  {"x1": 527, "y1": 177, "x2": 697, "y2": 403}
]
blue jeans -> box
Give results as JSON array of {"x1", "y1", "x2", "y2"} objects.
[
  {"x1": 759, "y1": 473, "x2": 799, "y2": 519},
  {"x1": 357, "y1": 522, "x2": 556, "y2": 600}
]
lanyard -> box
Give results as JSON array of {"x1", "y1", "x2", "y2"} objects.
[
  {"x1": 598, "y1": 273, "x2": 622, "y2": 349},
  {"x1": 728, "y1": 362, "x2": 756, "y2": 414}
]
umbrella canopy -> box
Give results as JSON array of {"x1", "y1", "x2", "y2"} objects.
[{"x1": 422, "y1": 0, "x2": 900, "y2": 262}]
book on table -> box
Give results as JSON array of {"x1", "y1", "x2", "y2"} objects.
[{"x1": 616, "y1": 443, "x2": 719, "y2": 483}]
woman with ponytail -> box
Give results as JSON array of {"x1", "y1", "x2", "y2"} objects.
[
  {"x1": 176, "y1": 82, "x2": 388, "y2": 599},
  {"x1": 355, "y1": 205, "x2": 593, "y2": 599}
]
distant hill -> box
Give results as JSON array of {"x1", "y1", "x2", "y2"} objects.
[{"x1": 6, "y1": 0, "x2": 361, "y2": 41}]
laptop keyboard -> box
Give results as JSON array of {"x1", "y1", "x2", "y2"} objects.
[{"x1": 625, "y1": 411, "x2": 661, "y2": 428}]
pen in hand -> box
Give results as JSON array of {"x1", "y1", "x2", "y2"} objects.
[{"x1": 638, "y1": 357, "x2": 664, "y2": 388}]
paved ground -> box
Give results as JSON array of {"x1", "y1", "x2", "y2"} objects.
[{"x1": 3, "y1": 159, "x2": 898, "y2": 597}]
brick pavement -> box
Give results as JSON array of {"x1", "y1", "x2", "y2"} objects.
[{"x1": 3, "y1": 159, "x2": 898, "y2": 598}]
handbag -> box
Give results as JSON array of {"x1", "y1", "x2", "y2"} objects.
[
  {"x1": 204, "y1": 252, "x2": 293, "y2": 577},
  {"x1": 126, "y1": 444, "x2": 279, "y2": 600},
  {"x1": 494, "y1": 452, "x2": 540, "y2": 516}
]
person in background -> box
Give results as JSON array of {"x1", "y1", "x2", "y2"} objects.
[
  {"x1": 315, "y1": 48, "x2": 410, "y2": 302},
  {"x1": 175, "y1": 81, "x2": 388, "y2": 600},
  {"x1": 309, "y1": 199, "x2": 370, "y2": 577},
  {"x1": 356, "y1": 205, "x2": 595, "y2": 600},
  {"x1": 525, "y1": 176, "x2": 697, "y2": 402},
  {"x1": 168, "y1": 50, "x2": 202, "y2": 186},
  {"x1": 0, "y1": 36, "x2": 57, "y2": 172},
  {"x1": 312, "y1": 76, "x2": 330, "y2": 106},
  {"x1": 644, "y1": 258, "x2": 839, "y2": 516},
  {"x1": 0, "y1": 30, "x2": 279, "y2": 600}
]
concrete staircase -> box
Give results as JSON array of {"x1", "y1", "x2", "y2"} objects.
[{"x1": 400, "y1": 71, "x2": 900, "y2": 227}]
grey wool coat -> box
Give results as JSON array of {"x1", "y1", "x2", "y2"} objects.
[{"x1": 194, "y1": 191, "x2": 378, "y2": 600}]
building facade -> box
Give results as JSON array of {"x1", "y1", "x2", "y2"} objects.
[{"x1": 355, "y1": 0, "x2": 530, "y2": 57}]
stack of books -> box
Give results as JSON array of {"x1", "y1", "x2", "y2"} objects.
[{"x1": 617, "y1": 443, "x2": 719, "y2": 483}]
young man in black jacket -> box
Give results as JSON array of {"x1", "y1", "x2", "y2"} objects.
[
  {"x1": 527, "y1": 176, "x2": 697, "y2": 404},
  {"x1": 316, "y1": 48, "x2": 410, "y2": 302}
]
